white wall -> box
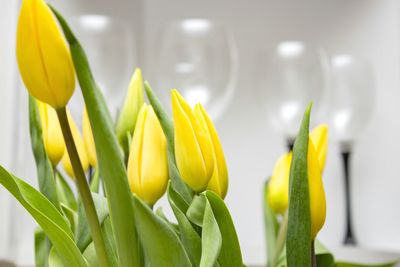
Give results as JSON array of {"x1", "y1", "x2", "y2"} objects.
[{"x1": 1, "y1": 0, "x2": 400, "y2": 265}]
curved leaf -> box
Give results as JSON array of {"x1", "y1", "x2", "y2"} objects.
[
  {"x1": 187, "y1": 194, "x2": 206, "y2": 227},
  {"x1": 55, "y1": 171, "x2": 77, "y2": 211},
  {"x1": 205, "y1": 191, "x2": 243, "y2": 267},
  {"x1": 168, "y1": 185, "x2": 201, "y2": 266},
  {"x1": 133, "y1": 194, "x2": 193, "y2": 267},
  {"x1": 29, "y1": 96, "x2": 60, "y2": 210},
  {"x1": 287, "y1": 104, "x2": 312, "y2": 267},
  {"x1": 0, "y1": 166, "x2": 87, "y2": 267},
  {"x1": 35, "y1": 227, "x2": 50, "y2": 267},
  {"x1": 50, "y1": 6, "x2": 139, "y2": 266},
  {"x1": 199, "y1": 199, "x2": 222, "y2": 267}
]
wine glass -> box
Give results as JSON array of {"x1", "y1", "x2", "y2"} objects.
[
  {"x1": 156, "y1": 19, "x2": 238, "y2": 120},
  {"x1": 329, "y1": 54, "x2": 375, "y2": 245},
  {"x1": 69, "y1": 14, "x2": 136, "y2": 123},
  {"x1": 259, "y1": 41, "x2": 329, "y2": 150}
]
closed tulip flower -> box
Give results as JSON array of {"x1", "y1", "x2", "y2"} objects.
[
  {"x1": 172, "y1": 90, "x2": 214, "y2": 192},
  {"x1": 127, "y1": 104, "x2": 168, "y2": 206},
  {"x1": 116, "y1": 68, "x2": 145, "y2": 153},
  {"x1": 267, "y1": 125, "x2": 328, "y2": 238},
  {"x1": 83, "y1": 107, "x2": 97, "y2": 167},
  {"x1": 310, "y1": 124, "x2": 328, "y2": 172},
  {"x1": 16, "y1": 0, "x2": 75, "y2": 108},
  {"x1": 194, "y1": 103, "x2": 228, "y2": 199},
  {"x1": 37, "y1": 101, "x2": 65, "y2": 165},
  {"x1": 62, "y1": 111, "x2": 89, "y2": 178}
]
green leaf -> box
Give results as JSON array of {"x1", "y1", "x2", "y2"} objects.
[
  {"x1": 315, "y1": 240, "x2": 335, "y2": 267},
  {"x1": 48, "y1": 247, "x2": 64, "y2": 267},
  {"x1": 187, "y1": 194, "x2": 206, "y2": 227},
  {"x1": 155, "y1": 206, "x2": 180, "y2": 235},
  {"x1": 101, "y1": 216, "x2": 118, "y2": 267},
  {"x1": 0, "y1": 166, "x2": 87, "y2": 267},
  {"x1": 144, "y1": 82, "x2": 193, "y2": 204},
  {"x1": 205, "y1": 191, "x2": 243, "y2": 267},
  {"x1": 200, "y1": 199, "x2": 222, "y2": 267},
  {"x1": 76, "y1": 193, "x2": 110, "y2": 252},
  {"x1": 335, "y1": 261, "x2": 399, "y2": 267},
  {"x1": 82, "y1": 242, "x2": 97, "y2": 267},
  {"x1": 89, "y1": 168, "x2": 100, "y2": 193},
  {"x1": 132, "y1": 194, "x2": 193, "y2": 267},
  {"x1": 51, "y1": 6, "x2": 139, "y2": 266},
  {"x1": 263, "y1": 180, "x2": 280, "y2": 267},
  {"x1": 55, "y1": 171, "x2": 77, "y2": 211},
  {"x1": 28, "y1": 96, "x2": 60, "y2": 210},
  {"x1": 35, "y1": 227, "x2": 50, "y2": 267},
  {"x1": 168, "y1": 184, "x2": 201, "y2": 266},
  {"x1": 286, "y1": 103, "x2": 312, "y2": 267},
  {"x1": 61, "y1": 203, "x2": 77, "y2": 233}
]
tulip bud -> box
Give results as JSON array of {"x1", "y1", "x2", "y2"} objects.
[
  {"x1": 62, "y1": 111, "x2": 89, "y2": 178},
  {"x1": 267, "y1": 152, "x2": 292, "y2": 214},
  {"x1": 310, "y1": 124, "x2": 328, "y2": 172},
  {"x1": 37, "y1": 101, "x2": 65, "y2": 166},
  {"x1": 308, "y1": 140, "x2": 326, "y2": 239},
  {"x1": 172, "y1": 89, "x2": 214, "y2": 192},
  {"x1": 194, "y1": 103, "x2": 228, "y2": 199},
  {"x1": 16, "y1": 0, "x2": 75, "y2": 108},
  {"x1": 267, "y1": 125, "x2": 328, "y2": 238},
  {"x1": 116, "y1": 68, "x2": 145, "y2": 153},
  {"x1": 127, "y1": 104, "x2": 168, "y2": 206},
  {"x1": 82, "y1": 107, "x2": 97, "y2": 167}
]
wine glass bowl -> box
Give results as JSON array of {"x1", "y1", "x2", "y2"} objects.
[
  {"x1": 69, "y1": 14, "x2": 136, "y2": 121},
  {"x1": 156, "y1": 19, "x2": 238, "y2": 120},
  {"x1": 329, "y1": 54, "x2": 375, "y2": 148},
  {"x1": 260, "y1": 41, "x2": 329, "y2": 142}
]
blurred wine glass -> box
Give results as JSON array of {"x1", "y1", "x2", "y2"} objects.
[
  {"x1": 260, "y1": 41, "x2": 329, "y2": 149},
  {"x1": 156, "y1": 18, "x2": 238, "y2": 120},
  {"x1": 69, "y1": 14, "x2": 136, "y2": 123},
  {"x1": 329, "y1": 54, "x2": 375, "y2": 245}
]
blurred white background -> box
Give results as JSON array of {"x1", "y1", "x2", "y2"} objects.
[{"x1": 1, "y1": 0, "x2": 400, "y2": 265}]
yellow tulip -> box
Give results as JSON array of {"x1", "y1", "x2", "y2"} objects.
[
  {"x1": 310, "y1": 124, "x2": 328, "y2": 172},
  {"x1": 172, "y1": 89, "x2": 214, "y2": 192},
  {"x1": 194, "y1": 103, "x2": 228, "y2": 199},
  {"x1": 62, "y1": 111, "x2": 89, "y2": 178},
  {"x1": 16, "y1": 0, "x2": 75, "y2": 108},
  {"x1": 127, "y1": 104, "x2": 168, "y2": 206},
  {"x1": 267, "y1": 152, "x2": 292, "y2": 214},
  {"x1": 267, "y1": 125, "x2": 328, "y2": 238},
  {"x1": 308, "y1": 140, "x2": 326, "y2": 238},
  {"x1": 82, "y1": 107, "x2": 97, "y2": 167},
  {"x1": 116, "y1": 68, "x2": 145, "y2": 151},
  {"x1": 37, "y1": 101, "x2": 65, "y2": 166}
]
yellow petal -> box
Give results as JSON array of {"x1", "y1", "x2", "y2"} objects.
[
  {"x1": 127, "y1": 104, "x2": 168, "y2": 205},
  {"x1": 37, "y1": 101, "x2": 65, "y2": 165},
  {"x1": 172, "y1": 89, "x2": 214, "y2": 192},
  {"x1": 116, "y1": 68, "x2": 145, "y2": 149},
  {"x1": 16, "y1": 0, "x2": 75, "y2": 108},
  {"x1": 267, "y1": 152, "x2": 292, "y2": 214},
  {"x1": 83, "y1": 107, "x2": 97, "y2": 167},
  {"x1": 62, "y1": 111, "x2": 89, "y2": 178},
  {"x1": 194, "y1": 103, "x2": 228, "y2": 199},
  {"x1": 308, "y1": 140, "x2": 326, "y2": 239},
  {"x1": 310, "y1": 124, "x2": 328, "y2": 172}
]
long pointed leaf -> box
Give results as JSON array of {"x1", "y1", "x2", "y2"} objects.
[
  {"x1": 50, "y1": 6, "x2": 139, "y2": 266},
  {"x1": 132, "y1": 194, "x2": 193, "y2": 267},
  {"x1": 168, "y1": 185, "x2": 201, "y2": 267},
  {"x1": 29, "y1": 96, "x2": 60, "y2": 210},
  {"x1": 205, "y1": 191, "x2": 243, "y2": 267},
  {"x1": 286, "y1": 103, "x2": 312, "y2": 267},
  {"x1": 0, "y1": 166, "x2": 87, "y2": 267}
]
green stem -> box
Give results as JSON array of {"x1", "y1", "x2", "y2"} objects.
[
  {"x1": 272, "y1": 211, "x2": 288, "y2": 266},
  {"x1": 56, "y1": 107, "x2": 109, "y2": 267},
  {"x1": 311, "y1": 239, "x2": 317, "y2": 267}
]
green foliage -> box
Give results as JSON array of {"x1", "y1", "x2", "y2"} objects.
[{"x1": 51, "y1": 6, "x2": 140, "y2": 266}]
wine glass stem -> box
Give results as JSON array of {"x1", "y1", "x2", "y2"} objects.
[
  {"x1": 342, "y1": 150, "x2": 356, "y2": 245},
  {"x1": 286, "y1": 138, "x2": 295, "y2": 152}
]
